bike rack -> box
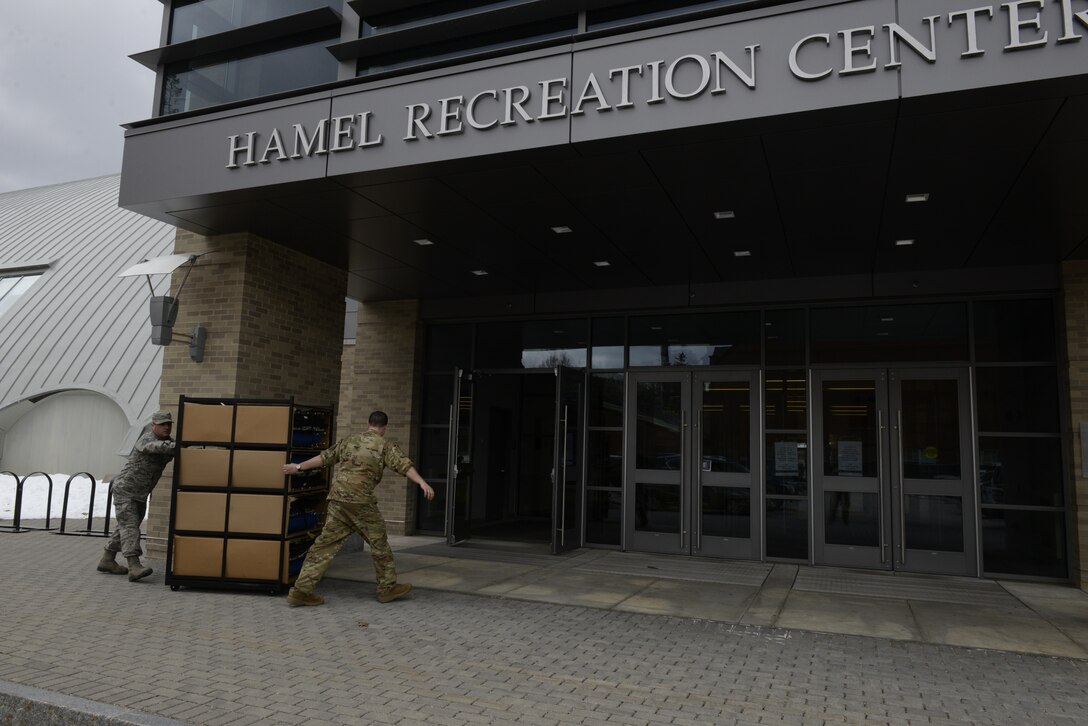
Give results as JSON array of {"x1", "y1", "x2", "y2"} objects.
[
  {"x1": 54, "y1": 473, "x2": 112, "y2": 538},
  {"x1": 0, "y1": 472, "x2": 57, "y2": 533},
  {"x1": 0, "y1": 472, "x2": 29, "y2": 533}
]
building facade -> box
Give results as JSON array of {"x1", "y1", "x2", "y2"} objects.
[{"x1": 120, "y1": 0, "x2": 1088, "y2": 586}]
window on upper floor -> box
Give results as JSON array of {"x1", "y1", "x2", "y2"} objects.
[
  {"x1": 0, "y1": 271, "x2": 44, "y2": 317},
  {"x1": 169, "y1": 0, "x2": 341, "y2": 43},
  {"x1": 357, "y1": 16, "x2": 577, "y2": 76},
  {"x1": 359, "y1": 0, "x2": 534, "y2": 36},
  {"x1": 586, "y1": 0, "x2": 771, "y2": 32},
  {"x1": 161, "y1": 28, "x2": 340, "y2": 115}
]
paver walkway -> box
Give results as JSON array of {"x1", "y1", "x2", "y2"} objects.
[{"x1": 3, "y1": 531, "x2": 1088, "y2": 724}]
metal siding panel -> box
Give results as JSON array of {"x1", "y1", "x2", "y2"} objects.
[{"x1": 0, "y1": 176, "x2": 174, "y2": 426}]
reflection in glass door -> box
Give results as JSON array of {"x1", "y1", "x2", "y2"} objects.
[
  {"x1": 624, "y1": 371, "x2": 760, "y2": 558},
  {"x1": 812, "y1": 369, "x2": 976, "y2": 575}
]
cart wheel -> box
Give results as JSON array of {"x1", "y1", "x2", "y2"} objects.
[
  {"x1": 269, "y1": 589, "x2": 279, "y2": 596},
  {"x1": 170, "y1": 585, "x2": 180, "y2": 592}
]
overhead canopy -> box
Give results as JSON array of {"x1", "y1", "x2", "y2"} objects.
[{"x1": 118, "y1": 254, "x2": 197, "y2": 278}]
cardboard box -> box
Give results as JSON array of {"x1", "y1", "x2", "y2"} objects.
[
  {"x1": 181, "y1": 402, "x2": 233, "y2": 443},
  {"x1": 224, "y1": 539, "x2": 282, "y2": 581},
  {"x1": 174, "y1": 492, "x2": 227, "y2": 532},
  {"x1": 228, "y1": 493, "x2": 283, "y2": 534},
  {"x1": 172, "y1": 535, "x2": 224, "y2": 577},
  {"x1": 178, "y1": 447, "x2": 230, "y2": 487},
  {"x1": 231, "y1": 449, "x2": 287, "y2": 489},
  {"x1": 234, "y1": 404, "x2": 290, "y2": 444}
]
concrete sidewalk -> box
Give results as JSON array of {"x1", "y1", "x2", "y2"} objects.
[
  {"x1": 327, "y1": 536, "x2": 1088, "y2": 660},
  {"x1": 2, "y1": 530, "x2": 1087, "y2": 725}
]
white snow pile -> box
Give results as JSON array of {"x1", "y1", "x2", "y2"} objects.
[{"x1": 0, "y1": 473, "x2": 120, "y2": 522}]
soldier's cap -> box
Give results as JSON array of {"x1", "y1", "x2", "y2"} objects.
[{"x1": 151, "y1": 411, "x2": 173, "y2": 425}]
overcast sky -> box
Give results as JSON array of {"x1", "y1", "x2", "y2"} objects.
[{"x1": 0, "y1": 1, "x2": 162, "y2": 194}]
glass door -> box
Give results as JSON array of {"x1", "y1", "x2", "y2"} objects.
[
  {"x1": 552, "y1": 367, "x2": 584, "y2": 554},
  {"x1": 693, "y1": 371, "x2": 760, "y2": 559},
  {"x1": 445, "y1": 368, "x2": 474, "y2": 545},
  {"x1": 812, "y1": 368, "x2": 976, "y2": 574},
  {"x1": 889, "y1": 368, "x2": 976, "y2": 575},
  {"x1": 812, "y1": 370, "x2": 889, "y2": 568},
  {"x1": 626, "y1": 372, "x2": 689, "y2": 555},
  {"x1": 625, "y1": 371, "x2": 759, "y2": 558}
]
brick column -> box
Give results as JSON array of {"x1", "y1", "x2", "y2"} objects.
[
  {"x1": 1062, "y1": 260, "x2": 1088, "y2": 590},
  {"x1": 352, "y1": 300, "x2": 423, "y2": 534},
  {"x1": 146, "y1": 231, "x2": 347, "y2": 556}
]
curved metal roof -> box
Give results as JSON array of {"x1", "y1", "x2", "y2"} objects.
[{"x1": 0, "y1": 175, "x2": 175, "y2": 426}]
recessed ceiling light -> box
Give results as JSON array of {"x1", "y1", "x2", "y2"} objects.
[
  {"x1": 471, "y1": 269, "x2": 488, "y2": 276},
  {"x1": 881, "y1": 317, "x2": 894, "y2": 322},
  {"x1": 593, "y1": 260, "x2": 611, "y2": 267},
  {"x1": 877, "y1": 332, "x2": 890, "y2": 336},
  {"x1": 765, "y1": 322, "x2": 773, "y2": 326},
  {"x1": 413, "y1": 238, "x2": 434, "y2": 246},
  {"x1": 734, "y1": 250, "x2": 752, "y2": 257},
  {"x1": 650, "y1": 326, "x2": 663, "y2": 331},
  {"x1": 714, "y1": 210, "x2": 736, "y2": 219},
  {"x1": 905, "y1": 193, "x2": 929, "y2": 203},
  {"x1": 553, "y1": 330, "x2": 565, "y2": 334},
  {"x1": 551, "y1": 225, "x2": 573, "y2": 234},
  {"x1": 895, "y1": 239, "x2": 915, "y2": 246}
]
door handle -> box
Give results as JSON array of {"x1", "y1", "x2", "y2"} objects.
[
  {"x1": 896, "y1": 409, "x2": 906, "y2": 565},
  {"x1": 696, "y1": 407, "x2": 702, "y2": 552},
  {"x1": 877, "y1": 409, "x2": 887, "y2": 564},
  {"x1": 560, "y1": 404, "x2": 569, "y2": 546},
  {"x1": 680, "y1": 409, "x2": 687, "y2": 550}
]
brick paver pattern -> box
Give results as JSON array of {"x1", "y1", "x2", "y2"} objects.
[{"x1": 2, "y1": 532, "x2": 1086, "y2": 725}]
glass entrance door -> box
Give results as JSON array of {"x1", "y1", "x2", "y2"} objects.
[
  {"x1": 625, "y1": 371, "x2": 760, "y2": 558},
  {"x1": 812, "y1": 368, "x2": 977, "y2": 575}
]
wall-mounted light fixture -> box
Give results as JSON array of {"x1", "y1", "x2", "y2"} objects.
[{"x1": 118, "y1": 253, "x2": 208, "y2": 362}]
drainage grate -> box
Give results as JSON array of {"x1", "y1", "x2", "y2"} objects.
[
  {"x1": 792, "y1": 569, "x2": 1016, "y2": 606},
  {"x1": 403, "y1": 542, "x2": 563, "y2": 567},
  {"x1": 574, "y1": 551, "x2": 772, "y2": 587}
]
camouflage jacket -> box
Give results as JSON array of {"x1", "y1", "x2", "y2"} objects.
[
  {"x1": 320, "y1": 429, "x2": 413, "y2": 503},
  {"x1": 111, "y1": 429, "x2": 176, "y2": 499}
]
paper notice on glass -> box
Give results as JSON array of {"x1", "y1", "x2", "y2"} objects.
[
  {"x1": 838, "y1": 441, "x2": 863, "y2": 474},
  {"x1": 774, "y1": 441, "x2": 799, "y2": 475}
]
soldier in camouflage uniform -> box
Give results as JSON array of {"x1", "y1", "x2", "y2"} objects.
[
  {"x1": 284, "y1": 410, "x2": 435, "y2": 607},
  {"x1": 96, "y1": 411, "x2": 176, "y2": 582}
]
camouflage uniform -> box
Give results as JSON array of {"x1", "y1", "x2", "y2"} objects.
[
  {"x1": 293, "y1": 429, "x2": 413, "y2": 596},
  {"x1": 105, "y1": 429, "x2": 175, "y2": 558}
]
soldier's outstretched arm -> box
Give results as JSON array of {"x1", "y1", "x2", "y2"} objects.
[
  {"x1": 406, "y1": 467, "x2": 434, "y2": 501},
  {"x1": 138, "y1": 438, "x2": 176, "y2": 455},
  {"x1": 283, "y1": 454, "x2": 324, "y2": 476}
]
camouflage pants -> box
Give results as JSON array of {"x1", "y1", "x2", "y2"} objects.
[
  {"x1": 293, "y1": 499, "x2": 395, "y2": 595},
  {"x1": 105, "y1": 496, "x2": 147, "y2": 558}
]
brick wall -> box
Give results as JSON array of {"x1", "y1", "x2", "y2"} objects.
[
  {"x1": 337, "y1": 342, "x2": 356, "y2": 437},
  {"x1": 351, "y1": 300, "x2": 423, "y2": 534},
  {"x1": 1062, "y1": 260, "x2": 1088, "y2": 590},
  {"x1": 146, "y1": 231, "x2": 347, "y2": 555}
]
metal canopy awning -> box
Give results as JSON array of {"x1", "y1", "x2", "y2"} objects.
[{"x1": 141, "y1": 78, "x2": 1088, "y2": 306}]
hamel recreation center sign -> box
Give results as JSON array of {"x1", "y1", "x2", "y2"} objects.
[{"x1": 224, "y1": 0, "x2": 1088, "y2": 170}]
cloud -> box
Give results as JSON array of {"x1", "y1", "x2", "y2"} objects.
[{"x1": 0, "y1": 0, "x2": 160, "y2": 193}]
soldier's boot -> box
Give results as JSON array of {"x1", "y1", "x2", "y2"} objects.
[
  {"x1": 286, "y1": 587, "x2": 325, "y2": 607},
  {"x1": 126, "y1": 556, "x2": 153, "y2": 582},
  {"x1": 96, "y1": 550, "x2": 127, "y2": 575},
  {"x1": 377, "y1": 583, "x2": 412, "y2": 603}
]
